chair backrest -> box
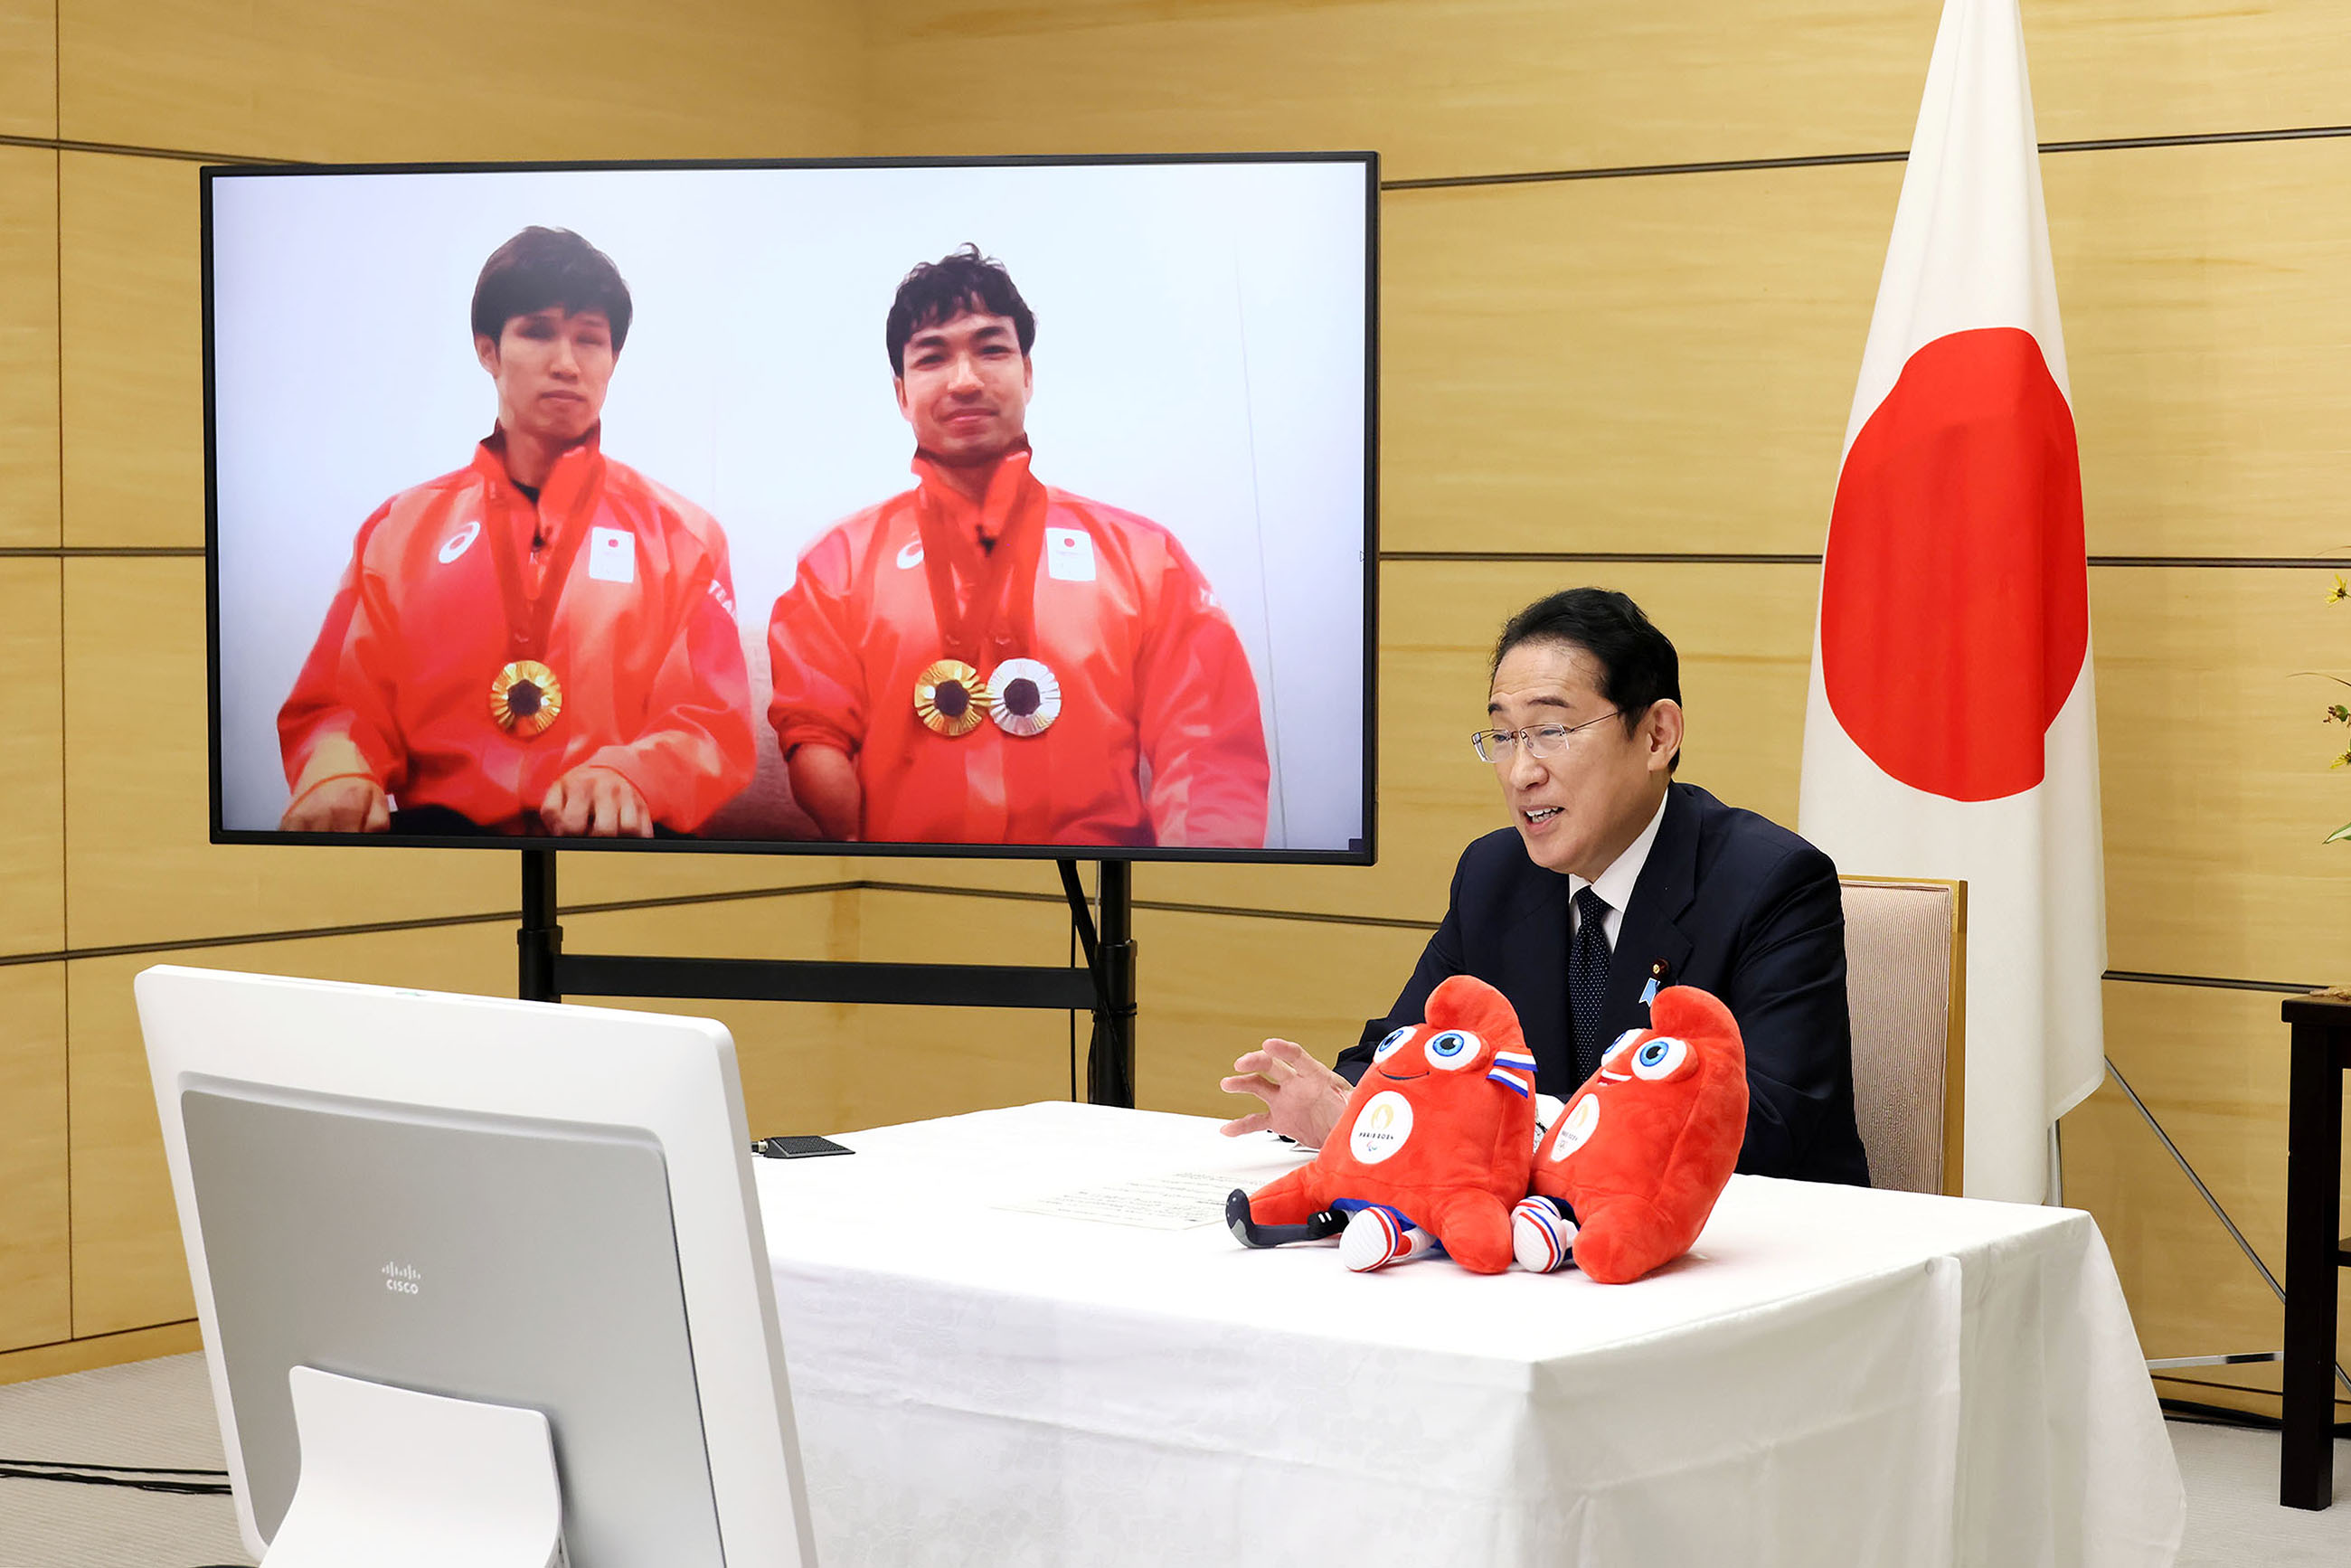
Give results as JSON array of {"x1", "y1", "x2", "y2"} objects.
[{"x1": 1838, "y1": 877, "x2": 1967, "y2": 1195}]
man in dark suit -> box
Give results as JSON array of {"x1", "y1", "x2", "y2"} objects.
[{"x1": 1221, "y1": 587, "x2": 1869, "y2": 1185}]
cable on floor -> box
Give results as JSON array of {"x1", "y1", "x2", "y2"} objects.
[
  {"x1": 2159, "y1": 1397, "x2": 2351, "y2": 1439},
  {"x1": 0, "y1": 1456, "x2": 231, "y2": 1496}
]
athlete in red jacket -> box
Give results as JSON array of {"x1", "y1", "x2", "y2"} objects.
[
  {"x1": 766, "y1": 246, "x2": 1269, "y2": 847},
  {"x1": 279, "y1": 227, "x2": 755, "y2": 836}
]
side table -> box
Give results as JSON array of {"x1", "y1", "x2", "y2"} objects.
[{"x1": 2280, "y1": 991, "x2": 2351, "y2": 1509}]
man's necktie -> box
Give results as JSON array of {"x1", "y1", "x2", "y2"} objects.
[{"x1": 1570, "y1": 885, "x2": 1612, "y2": 1085}]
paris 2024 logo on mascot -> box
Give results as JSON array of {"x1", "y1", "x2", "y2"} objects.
[
  {"x1": 1225, "y1": 974, "x2": 1538, "y2": 1274},
  {"x1": 1511, "y1": 984, "x2": 1749, "y2": 1284}
]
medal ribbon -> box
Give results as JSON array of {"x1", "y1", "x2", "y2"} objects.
[
  {"x1": 485, "y1": 477, "x2": 599, "y2": 668},
  {"x1": 913, "y1": 458, "x2": 1047, "y2": 666}
]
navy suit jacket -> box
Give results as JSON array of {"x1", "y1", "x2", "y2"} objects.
[{"x1": 1337, "y1": 781, "x2": 1871, "y2": 1185}]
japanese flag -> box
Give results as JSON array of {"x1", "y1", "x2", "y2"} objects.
[{"x1": 1798, "y1": 0, "x2": 2105, "y2": 1203}]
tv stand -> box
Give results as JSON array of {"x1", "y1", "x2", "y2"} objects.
[{"x1": 515, "y1": 850, "x2": 1138, "y2": 1108}]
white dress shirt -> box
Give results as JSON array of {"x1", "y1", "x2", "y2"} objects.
[
  {"x1": 1531, "y1": 789, "x2": 1673, "y2": 1135},
  {"x1": 1567, "y1": 788, "x2": 1669, "y2": 949}
]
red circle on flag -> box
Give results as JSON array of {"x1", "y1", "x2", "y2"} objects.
[{"x1": 1820, "y1": 326, "x2": 2088, "y2": 803}]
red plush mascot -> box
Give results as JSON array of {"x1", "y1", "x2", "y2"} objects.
[
  {"x1": 1510, "y1": 985, "x2": 1749, "y2": 1284},
  {"x1": 1225, "y1": 975, "x2": 1537, "y2": 1273}
]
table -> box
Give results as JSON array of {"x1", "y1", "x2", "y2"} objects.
[
  {"x1": 756, "y1": 1102, "x2": 2184, "y2": 1567},
  {"x1": 2280, "y1": 993, "x2": 2351, "y2": 1509}
]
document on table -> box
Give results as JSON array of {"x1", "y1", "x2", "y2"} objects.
[{"x1": 997, "y1": 1168, "x2": 1244, "y2": 1230}]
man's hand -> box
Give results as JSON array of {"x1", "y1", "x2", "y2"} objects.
[
  {"x1": 281, "y1": 775, "x2": 389, "y2": 833},
  {"x1": 786, "y1": 743, "x2": 863, "y2": 841},
  {"x1": 540, "y1": 766, "x2": 654, "y2": 837},
  {"x1": 1219, "y1": 1037, "x2": 1353, "y2": 1149}
]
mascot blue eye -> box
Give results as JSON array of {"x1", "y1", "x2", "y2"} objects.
[
  {"x1": 1373, "y1": 1026, "x2": 1414, "y2": 1063},
  {"x1": 1631, "y1": 1036, "x2": 1691, "y2": 1081},
  {"x1": 1423, "y1": 1029, "x2": 1481, "y2": 1072},
  {"x1": 1600, "y1": 1028, "x2": 1645, "y2": 1067}
]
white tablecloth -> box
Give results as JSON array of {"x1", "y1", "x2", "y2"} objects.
[{"x1": 757, "y1": 1102, "x2": 2183, "y2": 1567}]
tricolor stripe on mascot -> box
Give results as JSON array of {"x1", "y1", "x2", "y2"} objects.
[{"x1": 1227, "y1": 977, "x2": 1746, "y2": 1282}]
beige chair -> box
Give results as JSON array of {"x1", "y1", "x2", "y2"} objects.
[{"x1": 1839, "y1": 877, "x2": 1968, "y2": 1195}]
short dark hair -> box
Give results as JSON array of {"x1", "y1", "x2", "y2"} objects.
[
  {"x1": 1492, "y1": 588, "x2": 1682, "y2": 770},
  {"x1": 470, "y1": 227, "x2": 633, "y2": 352},
  {"x1": 886, "y1": 244, "x2": 1035, "y2": 374}
]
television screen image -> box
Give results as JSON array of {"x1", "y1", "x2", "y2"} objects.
[{"x1": 205, "y1": 156, "x2": 1376, "y2": 862}]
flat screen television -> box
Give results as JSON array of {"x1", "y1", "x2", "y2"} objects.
[{"x1": 204, "y1": 154, "x2": 1377, "y2": 863}]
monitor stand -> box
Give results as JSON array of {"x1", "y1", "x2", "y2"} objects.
[
  {"x1": 263, "y1": 1365, "x2": 565, "y2": 1568},
  {"x1": 514, "y1": 850, "x2": 1140, "y2": 1107}
]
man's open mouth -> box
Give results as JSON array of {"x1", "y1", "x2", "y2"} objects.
[{"x1": 1523, "y1": 807, "x2": 1560, "y2": 823}]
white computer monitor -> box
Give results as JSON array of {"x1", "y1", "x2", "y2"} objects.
[{"x1": 137, "y1": 964, "x2": 817, "y2": 1567}]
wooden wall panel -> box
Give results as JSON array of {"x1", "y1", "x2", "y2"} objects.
[
  {"x1": 2062, "y1": 979, "x2": 2351, "y2": 1399},
  {"x1": 1382, "y1": 135, "x2": 2351, "y2": 561},
  {"x1": 846, "y1": 888, "x2": 1088, "y2": 1128},
  {"x1": 864, "y1": 0, "x2": 1935, "y2": 177},
  {"x1": 868, "y1": 2, "x2": 2351, "y2": 183},
  {"x1": 852, "y1": 856, "x2": 1072, "y2": 907},
  {"x1": 61, "y1": 556, "x2": 513, "y2": 949},
  {"x1": 0, "y1": 1322, "x2": 201, "y2": 1389},
  {"x1": 0, "y1": 561, "x2": 62, "y2": 958},
  {"x1": 2024, "y1": 1, "x2": 2351, "y2": 152},
  {"x1": 57, "y1": 151, "x2": 197, "y2": 550},
  {"x1": 2049, "y1": 137, "x2": 2351, "y2": 561},
  {"x1": 67, "y1": 922, "x2": 515, "y2": 1337},
  {"x1": 561, "y1": 851, "x2": 859, "y2": 908},
  {"x1": 2095, "y1": 568, "x2": 2351, "y2": 987},
  {"x1": 58, "y1": 0, "x2": 863, "y2": 162},
  {"x1": 0, "y1": 0, "x2": 54, "y2": 140},
  {"x1": 1137, "y1": 906, "x2": 1438, "y2": 1121},
  {"x1": 1381, "y1": 170, "x2": 1888, "y2": 558},
  {"x1": 0, "y1": 146, "x2": 58, "y2": 550},
  {"x1": 0, "y1": 964, "x2": 70, "y2": 1353}
]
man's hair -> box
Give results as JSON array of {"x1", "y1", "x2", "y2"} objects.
[
  {"x1": 885, "y1": 244, "x2": 1036, "y2": 374},
  {"x1": 470, "y1": 227, "x2": 634, "y2": 352},
  {"x1": 1492, "y1": 588, "x2": 1682, "y2": 771}
]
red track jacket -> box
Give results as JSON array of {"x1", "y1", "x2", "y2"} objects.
[
  {"x1": 279, "y1": 431, "x2": 756, "y2": 832},
  {"x1": 766, "y1": 449, "x2": 1269, "y2": 847}
]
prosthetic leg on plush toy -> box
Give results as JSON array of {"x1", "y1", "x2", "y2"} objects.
[
  {"x1": 1223, "y1": 1189, "x2": 1345, "y2": 1249},
  {"x1": 1224, "y1": 1192, "x2": 1447, "y2": 1271}
]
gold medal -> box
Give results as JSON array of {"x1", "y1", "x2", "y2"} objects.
[
  {"x1": 986, "y1": 657, "x2": 1062, "y2": 737},
  {"x1": 490, "y1": 659, "x2": 563, "y2": 736},
  {"x1": 913, "y1": 658, "x2": 991, "y2": 737}
]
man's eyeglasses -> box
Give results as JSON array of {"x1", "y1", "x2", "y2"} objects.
[{"x1": 1470, "y1": 712, "x2": 1621, "y2": 764}]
